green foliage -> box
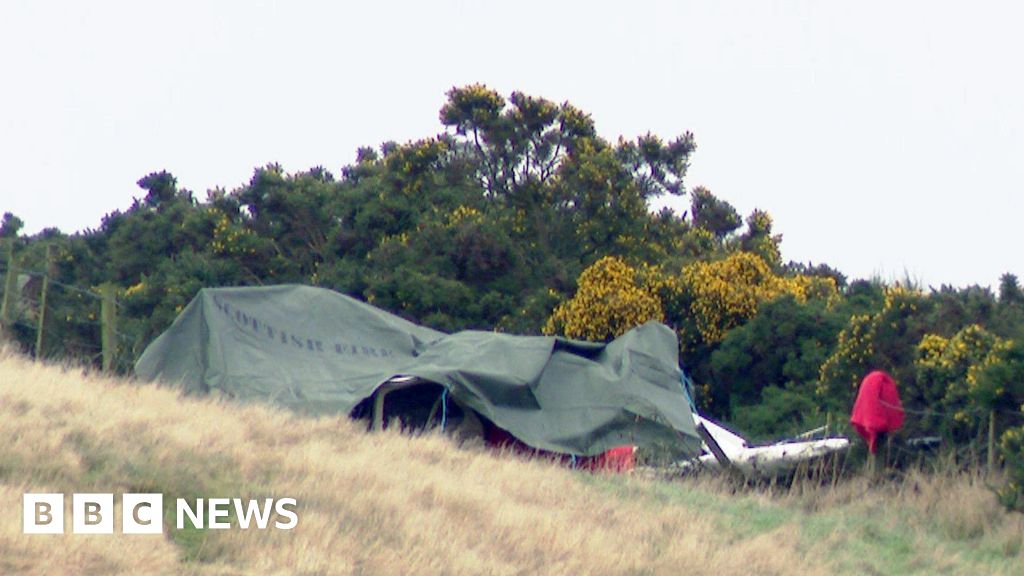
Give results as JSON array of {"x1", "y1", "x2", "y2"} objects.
[
  {"x1": 0, "y1": 86, "x2": 703, "y2": 346},
  {"x1": 4, "y1": 84, "x2": 1024, "y2": 501},
  {"x1": 784, "y1": 261, "x2": 848, "y2": 290},
  {"x1": 911, "y1": 325, "x2": 1010, "y2": 441},
  {"x1": 1, "y1": 212, "x2": 24, "y2": 238},
  {"x1": 921, "y1": 284, "x2": 999, "y2": 338},
  {"x1": 440, "y1": 84, "x2": 696, "y2": 269},
  {"x1": 969, "y1": 339, "x2": 1024, "y2": 510},
  {"x1": 689, "y1": 186, "x2": 740, "y2": 238},
  {"x1": 730, "y1": 385, "x2": 821, "y2": 442},
  {"x1": 738, "y1": 209, "x2": 782, "y2": 268},
  {"x1": 710, "y1": 295, "x2": 843, "y2": 418},
  {"x1": 138, "y1": 170, "x2": 183, "y2": 208},
  {"x1": 440, "y1": 84, "x2": 595, "y2": 201},
  {"x1": 999, "y1": 274, "x2": 1023, "y2": 306},
  {"x1": 996, "y1": 274, "x2": 1024, "y2": 340},
  {"x1": 999, "y1": 424, "x2": 1024, "y2": 511},
  {"x1": 818, "y1": 285, "x2": 931, "y2": 406},
  {"x1": 615, "y1": 131, "x2": 696, "y2": 198},
  {"x1": 674, "y1": 251, "x2": 837, "y2": 348},
  {"x1": 553, "y1": 138, "x2": 649, "y2": 261},
  {"x1": 971, "y1": 338, "x2": 1024, "y2": 414}
]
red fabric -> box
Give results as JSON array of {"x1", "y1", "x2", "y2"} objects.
[
  {"x1": 850, "y1": 370, "x2": 905, "y2": 453},
  {"x1": 483, "y1": 423, "x2": 635, "y2": 473},
  {"x1": 589, "y1": 446, "x2": 636, "y2": 473}
]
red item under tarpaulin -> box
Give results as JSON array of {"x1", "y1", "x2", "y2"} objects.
[
  {"x1": 483, "y1": 423, "x2": 635, "y2": 473},
  {"x1": 850, "y1": 370, "x2": 905, "y2": 453}
]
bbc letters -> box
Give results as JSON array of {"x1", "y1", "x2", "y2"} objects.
[{"x1": 23, "y1": 493, "x2": 298, "y2": 534}]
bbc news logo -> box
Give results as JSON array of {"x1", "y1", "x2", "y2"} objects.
[{"x1": 23, "y1": 493, "x2": 298, "y2": 534}]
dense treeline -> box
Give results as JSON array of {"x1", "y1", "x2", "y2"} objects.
[{"x1": 2, "y1": 85, "x2": 1024, "y2": 505}]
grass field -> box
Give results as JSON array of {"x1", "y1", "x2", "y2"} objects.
[{"x1": 1, "y1": 348, "x2": 1021, "y2": 575}]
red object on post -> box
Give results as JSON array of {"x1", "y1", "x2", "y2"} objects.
[{"x1": 850, "y1": 370, "x2": 905, "y2": 453}]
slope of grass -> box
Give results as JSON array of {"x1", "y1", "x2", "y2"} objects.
[
  {"x1": 586, "y1": 469, "x2": 1023, "y2": 575},
  {"x1": 1, "y1": 348, "x2": 1021, "y2": 575}
]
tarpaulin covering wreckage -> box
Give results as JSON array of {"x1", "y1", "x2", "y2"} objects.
[{"x1": 135, "y1": 285, "x2": 702, "y2": 458}]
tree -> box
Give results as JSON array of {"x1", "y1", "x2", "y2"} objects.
[
  {"x1": 616, "y1": 132, "x2": 696, "y2": 199},
  {"x1": 663, "y1": 252, "x2": 838, "y2": 414},
  {"x1": 441, "y1": 85, "x2": 697, "y2": 268},
  {"x1": 998, "y1": 273, "x2": 1023, "y2": 305},
  {"x1": 710, "y1": 295, "x2": 842, "y2": 417},
  {"x1": 0, "y1": 212, "x2": 24, "y2": 238},
  {"x1": 361, "y1": 203, "x2": 528, "y2": 332},
  {"x1": 968, "y1": 336, "x2": 1024, "y2": 423},
  {"x1": 440, "y1": 84, "x2": 595, "y2": 202},
  {"x1": 102, "y1": 172, "x2": 203, "y2": 284},
  {"x1": 738, "y1": 209, "x2": 782, "y2": 268},
  {"x1": 818, "y1": 285, "x2": 929, "y2": 402},
  {"x1": 138, "y1": 171, "x2": 186, "y2": 209},
  {"x1": 971, "y1": 339, "x2": 1024, "y2": 510},
  {"x1": 674, "y1": 251, "x2": 836, "y2": 346},
  {"x1": 911, "y1": 324, "x2": 1009, "y2": 440},
  {"x1": 551, "y1": 137, "x2": 649, "y2": 261},
  {"x1": 922, "y1": 284, "x2": 997, "y2": 338},
  {"x1": 784, "y1": 261, "x2": 848, "y2": 290},
  {"x1": 689, "y1": 186, "x2": 740, "y2": 238},
  {"x1": 995, "y1": 273, "x2": 1024, "y2": 339}
]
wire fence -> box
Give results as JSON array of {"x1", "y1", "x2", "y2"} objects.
[
  {"x1": 2, "y1": 240, "x2": 1022, "y2": 465},
  {"x1": 1, "y1": 245, "x2": 126, "y2": 372},
  {"x1": 881, "y1": 398, "x2": 1024, "y2": 421}
]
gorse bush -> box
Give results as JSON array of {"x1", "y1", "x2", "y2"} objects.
[
  {"x1": 971, "y1": 339, "x2": 1024, "y2": 510},
  {"x1": 676, "y1": 251, "x2": 836, "y2": 346},
  {"x1": 543, "y1": 256, "x2": 664, "y2": 341}
]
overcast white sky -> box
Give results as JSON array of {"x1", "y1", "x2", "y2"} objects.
[{"x1": 1, "y1": 1, "x2": 1020, "y2": 289}]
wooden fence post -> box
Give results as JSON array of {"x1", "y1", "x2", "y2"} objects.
[
  {"x1": 100, "y1": 283, "x2": 117, "y2": 372},
  {"x1": 1, "y1": 240, "x2": 18, "y2": 337},
  {"x1": 35, "y1": 245, "x2": 54, "y2": 359}
]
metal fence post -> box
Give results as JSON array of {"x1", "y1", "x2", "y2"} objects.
[
  {"x1": 35, "y1": 244, "x2": 54, "y2": 359},
  {"x1": 1, "y1": 240, "x2": 18, "y2": 337},
  {"x1": 988, "y1": 410, "x2": 997, "y2": 474},
  {"x1": 100, "y1": 283, "x2": 117, "y2": 372}
]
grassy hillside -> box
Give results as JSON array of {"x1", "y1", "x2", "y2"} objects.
[{"x1": 0, "y1": 349, "x2": 1021, "y2": 575}]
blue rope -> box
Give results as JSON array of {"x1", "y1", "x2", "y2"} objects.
[
  {"x1": 679, "y1": 370, "x2": 698, "y2": 414},
  {"x1": 440, "y1": 388, "x2": 448, "y2": 432}
]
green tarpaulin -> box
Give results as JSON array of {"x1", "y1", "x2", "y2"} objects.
[{"x1": 135, "y1": 285, "x2": 701, "y2": 457}]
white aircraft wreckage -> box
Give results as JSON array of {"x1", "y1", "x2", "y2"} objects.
[{"x1": 680, "y1": 415, "x2": 850, "y2": 477}]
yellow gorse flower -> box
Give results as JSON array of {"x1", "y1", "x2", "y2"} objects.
[
  {"x1": 544, "y1": 256, "x2": 664, "y2": 341},
  {"x1": 545, "y1": 251, "x2": 836, "y2": 346},
  {"x1": 680, "y1": 252, "x2": 836, "y2": 344}
]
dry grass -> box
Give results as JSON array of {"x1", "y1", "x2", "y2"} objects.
[
  {"x1": 0, "y1": 349, "x2": 823, "y2": 575},
  {"x1": 592, "y1": 450, "x2": 1024, "y2": 575},
  {"x1": 1, "y1": 347, "x2": 1021, "y2": 575}
]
